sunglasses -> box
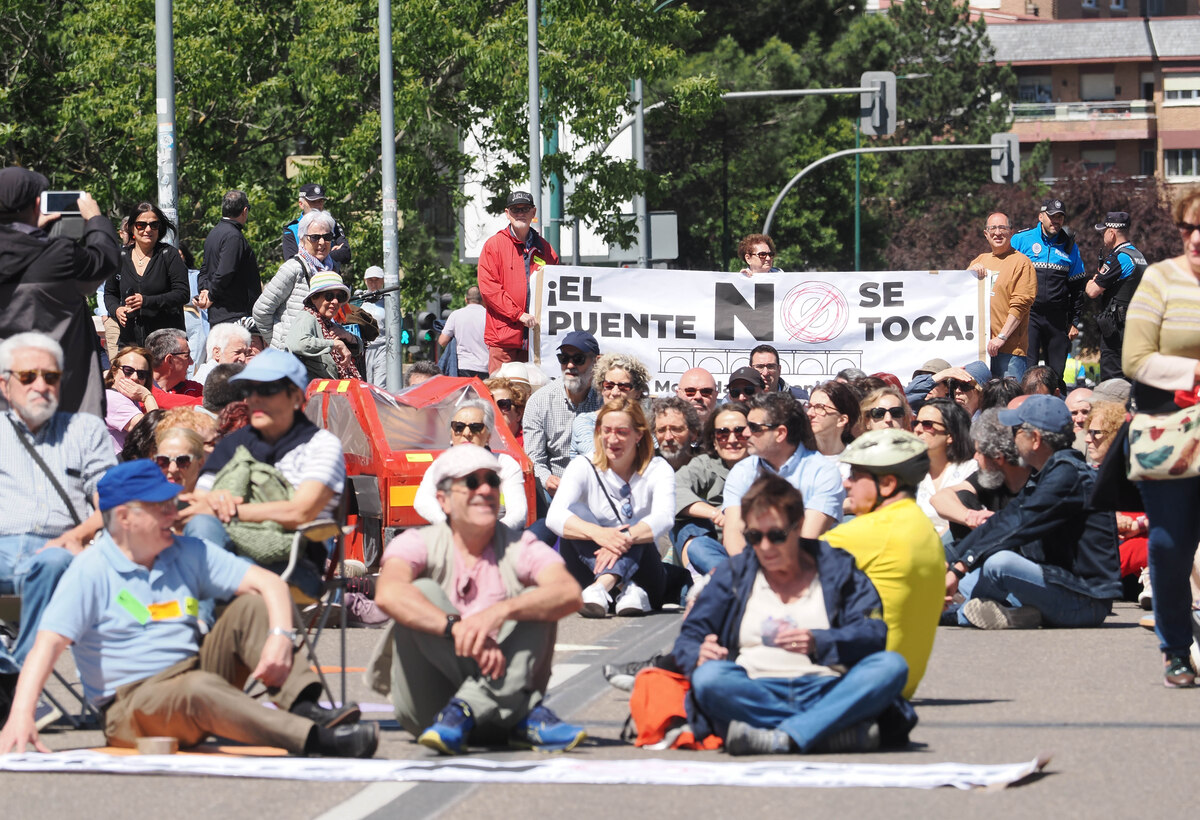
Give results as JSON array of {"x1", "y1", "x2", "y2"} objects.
[
  {"x1": 743, "y1": 526, "x2": 793, "y2": 545},
  {"x1": 458, "y1": 471, "x2": 501, "y2": 491},
  {"x1": 750, "y1": 251, "x2": 775, "y2": 260},
  {"x1": 868, "y1": 406, "x2": 905, "y2": 420},
  {"x1": 305, "y1": 233, "x2": 335, "y2": 243},
  {"x1": 729, "y1": 385, "x2": 758, "y2": 398},
  {"x1": 314, "y1": 291, "x2": 344, "y2": 303},
  {"x1": 1178, "y1": 221, "x2": 1200, "y2": 235},
  {"x1": 154, "y1": 454, "x2": 194, "y2": 470},
  {"x1": 714, "y1": 425, "x2": 749, "y2": 439},
  {"x1": 745, "y1": 420, "x2": 781, "y2": 434},
  {"x1": 133, "y1": 220, "x2": 161, "y2": 231},
  {"x1": 508, "y1": 205, "x2": 533, "y2": 215},
  {"x1": 495, "y1": 398, "x2": 515, "y2": 411},
  {"x1": 681, "y1": 386, "x2": 716, "y2": 398},
  {"x1": 1085, "y1": 428, "x2": 1107, "y2": 440},
  {"x1": 912, "y1": 418, "x2": 946, "y2": 432},
  {"x1": 557, "y1": 352, "x2": 588, "y2": 366},
  {"x1": 450, "y1": 421, "x2": 487, "y2": 435},
  {"x1": 6, "y1": 369, "x2": 62, "y2": 386},
  {"x1": 602, "y1": 380, "x2": 634, "y2": 393},
  {"x1": 619, "y1": 482, "x2": 633, "y2": 519},
  {"x1": 118, "y1": 364, "x2": 151, "y2": 381},
  {"x1": 239, "y1": 380, "x2": 291, "y2": 398},
  {"x1": 947, "y1": 379, "x2": 975, "y2": 394}
]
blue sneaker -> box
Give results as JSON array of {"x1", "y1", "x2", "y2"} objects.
[
  {"x1": 418, "y1": 699, "x2": 475, "y2": 755},
  {"x1": 510, "y1": 704, "x2": 587, "y2": 752}
]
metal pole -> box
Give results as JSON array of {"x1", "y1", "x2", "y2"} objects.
[
  {"x1": 528, "y1": 0, "x2": 541, "y2": 216},
  {"x1": 633, "y1": 78, "x2": 648, "y2": 267},
  {"x1": 380, "y1": 0, "x2": 404, "y2": 392},
  {"x1": 154, "y1": 0, "x2": 179, "y2": 247},
  {"x1": 854, "y1": 128, "x2": 861, "y2": 272},
  {"x1": 763, "y1": 143, "x2": 995, "y2": 236}
]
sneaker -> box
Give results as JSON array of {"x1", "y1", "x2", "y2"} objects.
[
  {"x1": 602, "y1": 654, "x2": 670, "y2": 692},
  {"x1": 1165, "y1": 653, "x2": 1197, "y2": 688},
  {"x1": 1138, "y1": 567, "x2": 1152, "y2": 610},
  {"x1": 580, "y1": 583, "x2": 611, "y2": 618},
  {"x1": 340, "y1": 559, "x2": 368, "y2": 579},
  {"x1": 962, "y1": 599, "x2": 1042, "y2": 630},
  {"x1": 724, "y1": 720, "x2": 793, "y2": 756},
  {"x1": 346, "y1": 591, "x2": 389, "y2": 628},
  {"x1": 509, "y1": 703, "x2": 587, "y2": 752},
  {"x1": 614, "y1": 581, "x2": 651, "y2": 616},
  {"x1": 34, "y1": 697, "x2": 63, "y2": 730},
  {"x1": 1139, "y1": 613, "x2": 1156, "y2": 630},
  {"x1": 418, "y1": 698, "x2": 475, "y2": 755},
  {"x1": 814, "y1": 721, "x2": 881, "y2": 753}
]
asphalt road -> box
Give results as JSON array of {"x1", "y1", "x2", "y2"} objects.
[{"x1": 0, "y1": 601, "x2": 1191, "y2": 819}]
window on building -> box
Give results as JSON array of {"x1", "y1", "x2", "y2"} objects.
[
  {"x1": 1082, "y1": 0, "x2": 1096, "y2": 7},
  {"x1": 1141, "y1": 148, "x2": 1157, "y2": 177},
  {"x1": 1018, "y1": 74, "x2": 1053, "y2": 103},
  {"x1": 1081, "y1": 73, "x2": 1116, "y2": 101},
  {"x1": 1110, "y1": 0, "x2": 1126, "y2": 10},
  {"x1": 1145, "y1": 0, "x2": 1164, "y2": 14},
  {"x1": 1081, "y1": 148, "x2": 1117, "y2": 172},
  {"x1": 1164, "y1": 73, "x2": 1200, "y2": 105},
  {"x1": 1164, "y1": 149, "x2": 1200, "y2": 179}
]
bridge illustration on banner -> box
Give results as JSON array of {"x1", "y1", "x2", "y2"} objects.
[{"x1": 659, "y1": 348, "x2": 865, "y2": 379}]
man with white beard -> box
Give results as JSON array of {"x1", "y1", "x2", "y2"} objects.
[
  {"x1": 0, "y1": 332, "x2": 115, "y2": 706},
  {"x1": 521, "y1": 331, "x2": 602, "y2": 508},
  {"x1": 651, "y1": 397, "x2": 700, "y2": 471}
]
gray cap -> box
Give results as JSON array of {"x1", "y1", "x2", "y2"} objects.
[{"x1": 1092, "y1": 378, "x2": 1131, "y2": 406}]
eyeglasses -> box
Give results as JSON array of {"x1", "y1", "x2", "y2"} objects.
[
  {"x1": 557, "y1": 352, "x2": 588, "y2": 366},
  {"x1": 867, "y1": 406, "x2": 906, "y2": 421},
  {"x1": 912, "y1": 418, "x2": 946, "y2": 432},
  {"x1": 1177, "y1": 221, "x2": 1200, "y2": 235},
  {"x1": 450, "y1": 421, "x2": 487, "y2": 436},
  {"x1": 118, "y1": 364, "x2": 151, "y2": 381},
  {"x1": 984, "y1": 224, "x2": 1010, "y2": 234},
  {"x1": 619, "y1": 483, "x2": 634, "y2": 520},
  {"x1": 5, "y1": 369, "x2": 62, "y2": 386},
  {"x1": 681, "y1": 386, "x2": 716, "y2": 398},
  {"x1": 745, "y1": 420, "x2": 781, "y2": 435},
  {"x1": 743, "y1": 525, "x2": 794, "y2": 546},
  {"x1": 752, "y1": 362, "x2": 779, "y2": 372},
  {"x1": 304, "y1": 233, "x2": 335, "y2": 243},
  {"x1": 1011, "y1": 424, "x2": 1027, "y2": 437},
  {"x1": 714, "y1": 425, "x2": 749, "y2": 440},
  {"x1": 655, "y1": 424, "x2": 688, "y2": 438},
  {"x1": 456, "y1": 471, "x2": 501, "y2": 491},
  {"x1": 508, "y1": 205, "x2": 533, "y2": 215},
  {"x1": 807, "y1": 402, "x2": 838, "y2": 417},
  {"x1": 1085, "y1": 428, "x2": 1107, "y2": 440},
  {"x1": 239, "y1": 380, "x2": 291, "y2": 398},
  {"x1": 170, "y1": 349, "x2": 193, "y2": 362},
  {"x1": 154, "y1": 454, "x2": 194, "y2": 470},
  {"x1": 495, "y1": 398, "x2": 514, "y2": 411},
  {"x1": 750, "y1": 251, "x2": 775, "y2": 260},
  {"x1": 729, "y1": 385, "x2": 758, "y2": 399},
  {"x1": 602, "y1": 380, "x2": 634, "y2": 393},
  {"x1": 133, "y1": 220, "x2": 161, "y2": 231}
]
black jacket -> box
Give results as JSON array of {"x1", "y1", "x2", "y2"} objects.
[
  {"x1": 103, "y1": 242, "x2": 190, "y2": 347},
  {"x1": 198, "y1": 218, "x2": 260, "y2": 326},
  {"x1": 0, "y1": 216, "x2": 121, "y2": 417},
  {"x1": 281, "y1": 216, "x2": 350, "y2": 269}
]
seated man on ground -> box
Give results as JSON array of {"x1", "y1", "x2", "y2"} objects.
[
  {"x1": 946, "y1": 395, "x2": 1122, "y2": 629},
  {"x1": 373, "y1": 445, "x2": 586, "y2": 755},
  {"x1": 673, "y1": 475, "x2": 908, "y2": 755},
  {"x1": 0, "y1": 460, "x2": 377, "y2": 757},
  {"x1": 823, "y1": 430, "x2": 944, "y2": 700},
  {"x1": 652, "y1": 396, "x2": 701, "y2": 471},
  {"x1": 0, "y1": 332, "x2": 115, "y2": 701}
]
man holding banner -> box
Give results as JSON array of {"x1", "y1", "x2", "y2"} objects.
[{"x1": 968, "y1": 212, "x2": 1037, "y2": 380}]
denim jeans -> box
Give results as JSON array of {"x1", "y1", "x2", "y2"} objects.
[
  {"x1": 1137, "y1": 476, "x2": 1200, "y2": 654},
  {"x1": 690, "y1": 652, "x2": 908, "y2": 751},
  {"x1": 672, "y1": 521, "x2": 729, "y2": 575},
  {"x1": 557, "y1": 538, "x2": 667, "y2": 608},
  {"x1": 956, "y1": 550, "x2": 1109, "y2": 628},
  {"x1": 991, "y1": 352, "x2": 1027, "y2": 380},
  {"x1": 0, "y1": 534, "x2": 74, "y2": 673}
]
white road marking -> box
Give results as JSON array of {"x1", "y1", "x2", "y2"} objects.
[
  {"x1": 547, "y1": 663, "x2": 590, "y2": 691},
  {"x1": 553, "y1": 643, "x2": 608, "y2": 652},
  {"x1": 312, "y1": 782, "x2": 417, "y2": 820}
]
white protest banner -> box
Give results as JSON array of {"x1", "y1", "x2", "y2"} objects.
[{"x1": 531, "y1": 266, "x2": 987, "y2": 394}]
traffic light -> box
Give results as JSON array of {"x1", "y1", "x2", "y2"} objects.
[
  {"x1": 435, "y1": 292, "x2": 453, "y2": 321},
  {"x1": 991, "y1": 132, "x2": 1020, "y2": 184},
  {"x1": 859, "y1": 71, "x2": 896, "y2": 137},
  {"x1": 400, "y1": 314, "x2": 415, "y2": 346}
]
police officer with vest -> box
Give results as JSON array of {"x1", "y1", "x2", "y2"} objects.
[
  {"x1": 1086, "y1": 211, "x2": 1146, "y2": 381},
  {"x1": 1010, "y1": 198, "x2": 1086, "y2": 380}
]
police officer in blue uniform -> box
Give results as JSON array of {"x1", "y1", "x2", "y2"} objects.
[
  {"x1": 1086, "y1": 211, "x2": 1147, "y2": 381},
  {"x1": 1010, "y1": 198, "x2": 1086, "y2": 380}
]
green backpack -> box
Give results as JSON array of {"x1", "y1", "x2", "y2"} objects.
[{"x1": 209, "y1": 445, "x2": 295, "y2": 565}]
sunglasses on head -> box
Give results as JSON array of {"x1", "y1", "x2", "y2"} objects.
[
  {"x1": 458, "y1": 471, "x2": 501, "y2": 491},
  {"x1": 450, "y1": 421, "x2": 487, "y2": 435},
  {"x1": 714, "y1": 425, "x2": 748, "y2": 439},
  {"x1": 682, "y1": 386, "x2": 716, "y2": 398},
  {"x1": 118, "y1": 364, "x2": 151, "y2": 381},
  {"x1": 602, "y1": 380, "x2": 634, "y2": 392},
  {"x1": 495, "y1": 398, "x2": 514, "y2": 411},
  {"x1": 6, "y1": 369, "x2": 61, "y2": 386},
  {"x1": 133, "y1": 220, "x2": 161, "y2": 231},
  {"x1": 239, "y1": 379, "x2": 291, "y2": 398},
  {"x1": 154, "y1": 454, "x2": 194, "y2": 470},
  {"x1": 305, "y1": 232, "x2": 335, "y2": 243},
  {"x1": 868, "y1": 406, "x2": 905, "y2": 420},
  {"x1": 557, "y1": 352, "x2": 588, "y2": 366},
  {"x1": 743, "y1": 526, "x2": 793, "y2": 545}
]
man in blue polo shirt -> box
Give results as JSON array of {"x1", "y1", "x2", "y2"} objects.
[{"x1": 0, "y1": 461, "x2": 378, "y2": 757}]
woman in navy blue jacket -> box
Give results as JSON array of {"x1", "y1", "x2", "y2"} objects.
[{"x1": 672, "y1": 474, "x2": 909, "y2": 755}]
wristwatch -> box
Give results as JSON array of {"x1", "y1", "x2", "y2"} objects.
[
  {"x1": 443, "y1": 614, "x2": 461, "y2": 638},
  {"x1": 269, "y1": 627, "x2": 298, "y2": 641}
]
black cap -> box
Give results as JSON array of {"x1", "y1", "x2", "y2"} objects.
[
  {"x1": 1040, "y1": 198, "x2": 1065, "y2": 215},
  {"x1": 728, "y1": 366, "x2": 765, "y2": 390},
  {"x1": 1094, "y1": 211, "x2": 1130, "y2": 231},
  {"x1": 0, "y1": 167, "x2": 48, "y2": 217},
  {"x1": 506, "y1": 191, "x2": 534, "y2": 208},
  {"x1": 298, "y1": 183, "x2": 327, "y2": 201}
]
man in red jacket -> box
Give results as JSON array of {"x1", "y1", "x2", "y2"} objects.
[{"x1": 476, "y1": 191, "x2": 559, "y2": 373}]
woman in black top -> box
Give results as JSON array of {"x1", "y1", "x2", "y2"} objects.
[{"x1": 104, "y1": 202, "x2": 189, "y2": 348}]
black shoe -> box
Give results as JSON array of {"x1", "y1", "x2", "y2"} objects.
[
  {"x1": 0, "y1": 672, "x2": 16, "y2": 726},
  {"x1": 291, "y1": 699, "x2": 362, "y2": 728},
  {"x1": 312, "y1": 721, "x2": 379, "y2": 758}
]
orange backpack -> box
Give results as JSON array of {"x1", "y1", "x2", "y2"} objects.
[{"x1": 624, "y1": 667, "x2": 723, "y2": 750}]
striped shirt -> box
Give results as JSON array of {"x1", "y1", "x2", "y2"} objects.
[
  {"x1": 1123, "y1": 258, "x2": 1200, "y2": 391},
  {"x1": 522, "y1": 381, "x2": 602, "y2": 483},
  {"x1": 0, "y1": 410, "x2": 115, "y2": 537}
]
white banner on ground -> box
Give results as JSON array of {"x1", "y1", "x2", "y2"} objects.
[
  {"x1": 531, "y1": 267, "x2": 987, "y2": 394},
  {"x1": 0, "y1": 750, "x2": 1047, "y2": 790}
]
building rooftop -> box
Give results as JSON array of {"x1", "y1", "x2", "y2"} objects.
[
  {"x1": 1149, "y1": 18, "x2": 1200, "y2": 59},
  {"x1": 986, "y1": 19, "x2": 1154, "y2": 63}
]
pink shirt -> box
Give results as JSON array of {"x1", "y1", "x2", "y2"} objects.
[
  {"x1": 383, "y1": 528, "x2": 564, "y2": 618},
  {"x1": 105, "y1": 389, "x2": 142, "y2": 455}
]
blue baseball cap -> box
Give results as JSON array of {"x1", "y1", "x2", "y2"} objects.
[
  {"x1": 962, "y1": 360, "x2": 991, "y2": 387},
  {"x1": 229, "y1": 347, "x2": 309, "y2": 391},
  {"x1": 97, "y1": 460, "x2": 183, "y2": 511},
  {"x1": 997, "y1": 394, "x2": 1072, "y2": 434},
  {"x1": 557, "y1": 331, "x2": 599, "y2": 357}
]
